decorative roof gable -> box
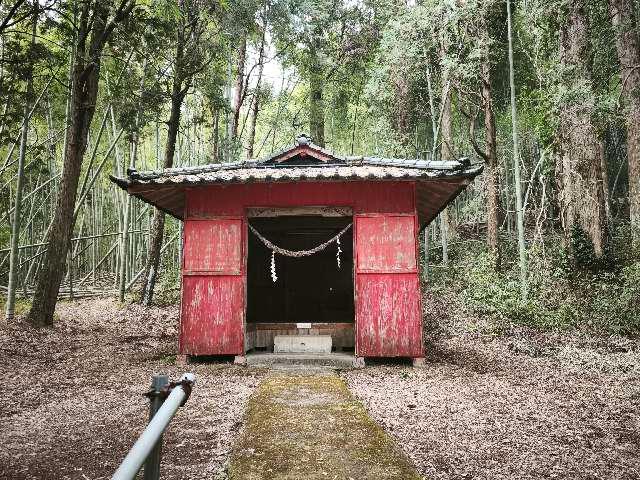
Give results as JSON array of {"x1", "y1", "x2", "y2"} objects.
[{"x1": 262, "y1": 134, "x2": 344, "y2": 165}]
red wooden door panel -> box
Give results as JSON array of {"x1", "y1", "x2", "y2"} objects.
[
  {"x1": 355, "y1": 214, "x2": 423, "y2": 357},
  {"x1": 180, "y1": 275, "x2": 244, "y2": 355},
  {"x1": 355, "y1": 215, "x2": 417, "y2": 272},
  {"x1": 355, "y1": 274, "x2": 422, "y2": 357},
  {"x1": 183, "y1": 219, "x2": 242, "y2": 273},
  {"x1": 180, "y1": 218, "x2": 245, "y2": 355}
]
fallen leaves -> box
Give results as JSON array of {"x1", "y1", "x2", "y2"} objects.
[
  {"x1": 344, "y1": 295, "x2": 640, "y2": 480},
  {"x1": 0, "y1": 297, "x2": 265, "y2": 480}
]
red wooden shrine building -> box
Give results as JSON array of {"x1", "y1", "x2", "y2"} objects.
[{"x1": 112, "y1": 135, "x2": 481, "y2": 363}]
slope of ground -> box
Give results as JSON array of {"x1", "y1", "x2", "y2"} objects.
[
  {"x1": 344, "y1": 292, "x2": 640, "y2": 480},
  {"x1": 0, "y1": 298, "x2": 265, "y2": 480}
]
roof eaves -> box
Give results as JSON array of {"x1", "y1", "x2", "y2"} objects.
[
  {"x1": 129, "y1": 160, "x2": 263, "y2": 181},
  {"x1": 361, "y1": 157, "x2": 471, "y2": 171},
  {"x1": 110, "y1": 174, "x2": 130, "y2": 190},
  {"x1": 119, "y1": 149, "x2": 481, "y2": 186},
  {"x1": 121, "y1": 163, "x2": 484, "y2": 187}
]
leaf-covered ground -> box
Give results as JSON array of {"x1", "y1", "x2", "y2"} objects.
[
  {"x1": 0, "y1": 298, "x2": 265, "y2": 480},
  {"x1": 1, "y1": 295, "x2": 639, "y2": 480},
  {"x1": 344, "y1": 292, "x2": 640, "y2": 480}
]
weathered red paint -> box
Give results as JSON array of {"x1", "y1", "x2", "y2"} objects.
[
  {"x1": 186, "y1": 181, "x2": 415, "y2": 218},
  {"x1": 354, "y1": 274, "x2": 423, "y2": 357},
  {"x1": 354, "y1": 214, "x2": 423, "y2": 358},
  {"x1": 179, "y1": 181, "x2": 424, "y2": 358},
  {"x1": 180, "y1": 218, "x2": 245, "y2": 355},
  {"x1": 183, "y1": 219, "x2": 243, "y2": 273},
  {"x1": 355, "y1": 215, "x2": 418, "y2": 272},
  {"x1": 180, "y1": 275, "x2": 245, "y2": 355}
]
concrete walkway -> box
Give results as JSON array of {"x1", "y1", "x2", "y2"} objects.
[{"x1": 229, "y1": 371, "x2": 421, "y2": 480}]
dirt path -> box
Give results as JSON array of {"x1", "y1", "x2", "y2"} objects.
[{"x1": 229, "y1": 370, "x2": 421, "y2": 480}]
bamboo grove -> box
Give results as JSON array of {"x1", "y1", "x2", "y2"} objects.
[{"x1": 1, "y1": 0, "x2": 639, "y2": 327}]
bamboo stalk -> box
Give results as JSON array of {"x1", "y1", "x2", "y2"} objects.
[
  {"x1": 6, "y1": 6, "x2": 38, "y2": 321},
  {"x1": 507, "y1": 0, "x2": 527, "y2": 299},
  {"x1": 126, "y1": 233, "x2": 179, "y2": 291}
]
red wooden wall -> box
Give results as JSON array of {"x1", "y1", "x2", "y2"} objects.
[
  {"x1": 185, "y1": 182, "x2": 415, "y2": 217},
  {"x1": 179, "y1": 218, "x2": 245, "y2": 355},
  {"x1": 179, "y1": 181, "x2": 423, "y2": 358},
  {"x1": 354, "y1": 215, "x2": 423, "y2": 357}
]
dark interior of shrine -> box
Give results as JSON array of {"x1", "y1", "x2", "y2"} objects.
[{"x1": 246, "y1": 216, "x2": 354, "y2": 325}]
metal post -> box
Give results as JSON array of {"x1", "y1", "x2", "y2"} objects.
[
  {"x1": 112, "y1": 373, "x2": 195, "y2": 480},
  {"x1": 144, "y1": 375, "x2": 169, "y2": 480}
]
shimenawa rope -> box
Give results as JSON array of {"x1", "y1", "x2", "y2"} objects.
[{"x1": 248, "y1": 222, "x2": 353, "y2": 282}]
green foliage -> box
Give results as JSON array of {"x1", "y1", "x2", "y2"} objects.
[
  {"x1": 0, "y1": 295, "x2": 31, "y2": 317},
  {"x1": 429, "y1": 238, "x2": 640, "y2": 335}
]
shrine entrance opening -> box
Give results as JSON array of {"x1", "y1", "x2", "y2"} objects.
[{"x1": 245, "y1": 212, "x2": 355, "y2": 353}]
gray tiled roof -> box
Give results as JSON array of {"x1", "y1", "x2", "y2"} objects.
[
  {"x1": 110, "y1": 135, "x2": 484, "y2": 221},
  {"x1": 126, "y1": 164, "x2": 480, "y2": 186},
  {"x1": 114, "y1": 134, "x2": 482, "y2": 188}
]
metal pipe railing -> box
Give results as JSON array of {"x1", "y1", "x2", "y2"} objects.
[{"x1": 112, "y1": 373, "x2": 196, "y2": 480}]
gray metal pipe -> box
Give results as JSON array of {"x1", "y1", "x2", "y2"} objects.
[{"x1": 111, "y1": 373, "x2": 196, "y2": 480}]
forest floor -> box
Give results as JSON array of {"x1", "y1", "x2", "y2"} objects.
[
  {"x1": 0, "y1": 295, "x2": 639, "y2": 480},
  {"x1": 0, "y1": 298, "x2": 265, "y2": 480},
  {"x1": 343, "y1": 293, "x2": 640, "y2": 480}
]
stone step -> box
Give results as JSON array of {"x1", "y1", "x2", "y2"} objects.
[
  {"x1": 246, "y1": 352, "x2": 356, "y2": 369},
  {"x1": 274, "y1": 334, "x2": 332, "y2": 354}
]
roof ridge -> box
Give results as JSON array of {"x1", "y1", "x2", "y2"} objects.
[
  {"x1": 128, "y1": 157, "x2": 472, "y2": 181},
  {"x1": 124, "y1": 134, "x2": 475, "y2": 182}
]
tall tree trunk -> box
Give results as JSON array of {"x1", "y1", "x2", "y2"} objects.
[
  {"x1": 247, "y1": 20, "x2": 267, "y2": 159},
  {"x1": 246, "y1": 65, "x2": 263, "y2": 158},
  {"x1": 309, "y1": 43, "x2": 325, "y2": 147},
  {"x1": 5, "y1": 4, "x2": 36, "y2": 322},
  {"x1": 482, "y1": 58, "x2": 501, "y2": 266},
  {"x1": 609, "y1": 0, "x2": 640, "y2": 246},
  {"x1": 28, "y1": 1, "x2": 133, "y2": 327},
  {"x1": 140, "y1": 26, "x2": 186, "y2": 306},
  {"x1": 470, "y1": 52, "x2": 502, "y2": 268},
  {"x1": 212, "y1": 106, "x2": 220, "y2": 161},
  {"x1": 557, "y1": 0, "x2": 608, "y2": 258},
  {"x1": 230, "y1": 32, "x2": 247, "y2": 143},
  {"x1": 224, "y1": 53, "x2": 232, "y2": 160},
  {"x1": 119, "y1": 60, "x2": 147, "y2": 302},
  {"x1": 440, "y1": 79, "x2": 453, "y2": 266},
  {"x1": 470, "y1": 14, "x2": 503, "y2": 268}
]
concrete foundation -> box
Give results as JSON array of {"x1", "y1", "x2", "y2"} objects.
[
  {"x1": 412, "y1": 357, "x2": 426, "y2": 368},
  {"x1": 246, "y1": 352, "x2": 355, "y2": 369},
  {"x1": 274, "y1": 335, "x2": 332, "y2": 354}
]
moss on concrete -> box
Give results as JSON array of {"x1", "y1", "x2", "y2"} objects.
[{"x1": 229, "y1": 373, "x2": 422, "y2": 480}]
